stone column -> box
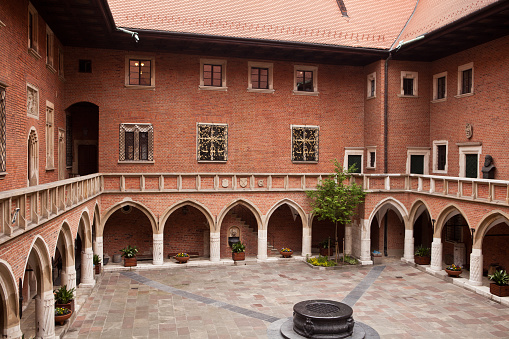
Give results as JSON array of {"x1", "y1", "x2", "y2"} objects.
[
  {"x1": 80, "y1": 247, "x2": 95, "y2": 287},
  {"x1": 257, "y1": 229, "x2": 268, "y2": 260},
  {"x1": 4, "y1": 324, "x2": 22, "y2": 339},
  {"x1": 429, "y1": 238, "x2": 443, "y2": 272},
  {"x1": 210, "y1": 232, "x2": 221, "y2": 262},
  {"x1": 153, "y1": 233, "x2": 164, "y2": 265},
  {"x1": 469, "y1": 248, "x2": 483, "y2": 286},
  {"x1": 94, "y1": 236, "x2": 103, "y2": 264},
  {"x1": 61, "y1": 265, "x2": 76, "y2": 291},
  {"x1": 36, "y1": 290, "x2": 55, "y2": 339},
  {"x1": 302, "y1": 227, "x2": 312, "y2": 257},
  {"x1": 404, "y1": 229, "x2": 415, "y2": 262},
  {"x1": 344, "y1": 223, "x2": 352, "y2": 255},
  {"x1": 359, "y1": 219, "x2": 373, "y2": 264}
]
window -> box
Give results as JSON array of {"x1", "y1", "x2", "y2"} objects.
[
  {"x1": 432, "y1": 140, "x2": 448, "y2": 173},
  {"x1": 344, "y1": 148, "x2": 363, "y2": 173},
  {"x1": 27, "y1": 83, "x2": 39, "y2": 119},
  {"x1": 445, "y1": 215, "x2": 465, "y2": 243},
  {"x1": 432, "y1": 72, "x2": 447, "y2": 101},
  {"x1": 58, "y1": 129, "x2": 65, "y2": 180},
  {"x1": 366, "y1": 146, "x2": 376, "y2": 169},
  {"x1": 28, "y1": 3, "x2": 39, "y2": 56},
  {"x1": 406, "y1": 148, "x2": 429, "y2": 175},
  {"x1": 199, "y1": 59, "x2": 227, "y2": 91},
  {"x1": 125, "y1": 56, "x2": 155, "y2": 88},
  {"x1": 458, "y1": 143, "x2": 481, "y2": 178},
  {"x1": 291, "y1": 125, "x2": 319, "y2": 162},
  {"x1": 367, "y1": 72, "x2": 376, "y2": 98},
  {"x1": 0, "y1": 85, "x2": 6, "y2": 173},
  {"x1": 58, "y1": 48, "x2": 64, "y2": 78},
  {"x1": 45, "y1": 101, "x2": 54, "y2": 169},
  {"x1": 248, "y1": 62, "x2": 274, "y2": 93},
  {"x1": 46, "y1": 26, "x2": 55, "y2": 70},
  {"x1": 197, "y1": 123, "x2": 228, "y2": 162},
  {"x1": 457, "y1": 62, "x2": 473, "y2": 96},
  {"x1": 119, "y1": 124, "x2": 154, "y2": 162},
  {"x1": 79, "y1": 59, "x2": 92, "y2": 73},
  {"x1": 28, "y1": 129, "x2": 39, "y2": 186},
  {"x1": 293, "y1": 65, "x2": 318, "y2": 95},
  {"x1": 399, "y1": 71, "x2": 418, "y2": 97}
]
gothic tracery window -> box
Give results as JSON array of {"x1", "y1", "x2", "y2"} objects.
[
  {"x1": 292, "y1": 125, "x2": 319, "y2": 162},
  {"x1": 197, "y1": 123, "x2": 227, "y2": 161}
]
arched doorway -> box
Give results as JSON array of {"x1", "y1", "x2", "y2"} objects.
[
  {"x1": 0, "y1": 261, "x2": 22, "y2": 338},
  {"x1": 267, "y1": 204, "x2": 303, "y2": 256},
  {"x1": 481, "y1": 221, "x2": 509, "y2": 277},
  {"x1": 219, "y1": 204, "x2": 259, "y2": 259},
  {"x1": 440, "y1": 213, "x2": 472, "y2": 269},
  {"x1": 370, "y1": 207, "x2": 405, "y2": 257},
  {"x1": 311, "y1": 216, "x2": 339, "y2": 256}
]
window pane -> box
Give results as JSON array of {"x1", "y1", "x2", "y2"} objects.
[
  {"x1": 348, "y1": 155, "x2": 362, "y2": 173},
  {"x1": 437, "y1": 145, "x2": 446, "y2": 170},
  {"x1": 437, "y1": 77, "x2": 446, "y2": 99},
  {"x1": 410, "y1": 155, "x2": 424, "y2": 174},
  {"x1": 370, "y1": 152, "x2": 375, "y2": 167},
  {"x1": 403, "y1": 78, "x2": 414, "y2": 96},
  {"x1": 462, "y1": 69, "x2": 472, "y2": 94},
  {"x1": 125, "y1": 131, "x2": 134, "y2": 160},
  {"x1": 465, "y1": 154, "x2": 478, "y2": 178},
  {"x1": 370, "y1": 79, "x2": 375, "y2": 97},
  {"x1": 139, "y1": 132, "x2": 148, "y2": 160}
]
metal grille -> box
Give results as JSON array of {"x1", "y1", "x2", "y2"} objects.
[
  {"x1": 292, "y1": 126, "x2": 318, "y2": 162},
  {"x1": 66, "y1": 115, "x2": 72, "y2": 167},
  {"x1": 198, "y1": 124, "x2": 227, "y2": 161},
  {"x1": 119, "y1": 124, "x2": 154, "y2": 161},
  {"x1": 306, "y1": 303, "x2": 340, "y2": 314},
  {"x1": 0, "y1": 87, "x2": 6, "y2": 172}
]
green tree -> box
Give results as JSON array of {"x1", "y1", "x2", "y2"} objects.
[{"x1": 307, "y1": 159, "x2": 365, "y2": 260}]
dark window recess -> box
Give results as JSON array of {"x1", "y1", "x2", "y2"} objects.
[
  {"x1": 0, "y1": 87, "x2": 6, "y2": 172},
  {"x1": 465, "y1": 154, "x2": 478, "y2": 178},
  {"x1": 203, "y1": 64, "x2": 222, "y2": 87},
  {"x1": 124, "y1": 131, "x2": 135, "y2": 160},
  {"x1": 403, "y1": 78, "x2": 414, "y2": 96},
  {"x1": 437, "y1": 76, "x2": 446, "y2": 99},
  {"x1": 370, "y1": 152, "x2": 375, "y2": 167},
  {"x1": 28, "y1": 12, "x2": 34, "y2": 49},
  {"x1": 410, "y1": 155, "x2": 424, "y2": 174},
  {"x1": 445, "y1": 215, "x2": 466, "y2": 243},
  {"x1": 139, "y1": 132, "x2": 148, "y2": 160},
  {"x1": 348, "y1": 155, "x2": 362, "y2": 173},
  {"x1": 296, "y1": 70, "x2": 314, "y2": 92},
  {"x1": 462, "y1": 69, "x2": 472, "y2": 94},
  {"x1": 437, "y1": 145, "x2": 446, "y2": 171},
  {"x1": 292, "y1": 127, "x2": 318, "y2": 162},
  {"x1": 66, "y1": 115, "x2": 72, "y2": 167},
  {"x1": 129, "y1": 59, "x2": 151, "y2": 86},
  {"x1": 251, "y1": 67, "x2": 269, "y2": 89},
  {"x1": 198, "y1": 124, "x2": 227, "y2": 161},
  {"x1": 370, "y1": 79, "x2": 375, "y2": 97},
  {"x1": 79, "y1": 60, "x2": 92, "y2": 73}
]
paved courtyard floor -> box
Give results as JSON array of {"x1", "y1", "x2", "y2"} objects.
[{"x1": 60, "y1": 258, "x2": 509, "y2": 339}]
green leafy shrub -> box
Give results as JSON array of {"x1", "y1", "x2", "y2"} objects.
[
  {"x1": 489, "y1": 269, "x2": 509, "y2": 286},
  {"x1": 120, "y1": 245, "x2": 138, "y2": 258},
  {"x1": 231, "y1": 242, "x2": 246, "y2": 253},
  {"x1": 93, "y1": 254, "x2": 101, "y2": 265},
  {"x1": 415, "y1": 245, "x2": 430, "y2": 257},
  {"x1": 54, "y1": 285, "x2": 75, "y2": 304},
  {"x1": 341, "y1": 255, "x2": 358, "y2": 265},
  {"x1": 307, "y1": 255, "x2": 337, "y2": 267}
]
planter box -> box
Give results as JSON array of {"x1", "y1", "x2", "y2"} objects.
[
  {"x1": 371, "y1": 253, "x2": 382, "y2": 265},
  {"x1": 490, "y1": 283, "x2": 509, "y2": 297},
  {"x1": 124, "y1": 257, "x2": 137, "y2": 267},
  {"x1": 232, "y1": 252, "x2": 245, "y2": 261},
  {"x1": 414, "y1": 255, "x2": 431, "y2": 265}
]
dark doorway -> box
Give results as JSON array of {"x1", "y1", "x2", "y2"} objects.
[{"x1": 78, "y1": 144, "x2": 97, "y2": 176}]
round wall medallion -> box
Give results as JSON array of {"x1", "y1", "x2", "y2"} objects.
[{"x1": 465, "y1": 123, "x2": 473, "y2": 139}]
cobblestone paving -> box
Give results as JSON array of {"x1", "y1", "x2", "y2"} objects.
[{"x1": 64, "y1": 259, "x2": 509, "y2": 339}]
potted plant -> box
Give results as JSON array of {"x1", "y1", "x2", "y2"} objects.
[
  {"x1": 175, "y1": 252, "x2": 190, "y2": 264},
  {"x1": 231, "y1": 242, "x2": 246, "y2": 261},
  {"x1": 55, "y1": 307, "x2": 72, "y2": 326},
  {"x1": 414, "y1": 245, "x2": 431, "y2": 265},
  {"x1": 488, "y1": 269, "x2": 509, "y2": 297},
  {"x1": 93, "y1": 254, "x2": 101, "y2": 274},
  {"x1": 54, "y1": 285, "x2": 75, "y2": 313},
  {"x1": 280, "y1": 247, "x2": 293, "y2": 258},
  {"x1": 120, "y1": 245, "x2": 138, "y2": 267},
  {"x1": 445, "y1": 264, "x2": 462, "y2": 277}
]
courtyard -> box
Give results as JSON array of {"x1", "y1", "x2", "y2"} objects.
[{"x1": 42, "y1": 258, "x2": 509, "y2": 339}]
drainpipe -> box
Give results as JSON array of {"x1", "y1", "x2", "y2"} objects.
[{"x1": 384, "y1": 52, "x2": 392, "y2": 174}]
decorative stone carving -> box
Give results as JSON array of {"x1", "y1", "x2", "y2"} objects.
[
  {"x1": 80, "y1": 248, "x2": 95, "y2": 287},
  {"x1": 465, "y1": 123, "x2": 473, "y2": 139},
  {"x1": 27, "y1": 85, "x2": 39, "y2": 117},
  {"x1": 481, "y1": 154, "x2": 496, "y2": 179},
  {"x1": 37, "y1": 291, "x2": 55, "y2": 338},
  {"x1": 239, "y1": 177, "x2": 248, "y2": 188},
  {"x1": 221, "y1": 179, "x2": 228, "y2": 188},
  {"x1": 430, "y1": 239, "x2": 442, "y2": 272},
  {"x1": 404, "y1": 229, "x2": 414, "y2": 261},
  {"x1": 257, "y1": 229, "x2": 267, "y2": 260},
  {"x1": 258, "y1": 179, "x2": 264, "y2": 187},
  {"x1": 210, "y1": 232, "x2": 220, "y2": 262},
  {"x1": 153, "y1": 233, "x2": 164, "y2": 265},
  {"x1": 469, "y1": 249, "x2": 483, "y2": 286}
]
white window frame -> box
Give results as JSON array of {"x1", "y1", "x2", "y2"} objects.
[
  {"x1": 119, "y1": 123, "x2": 154, "y2": 163},
  {"x1": 199, "y1": 59, "x2": 227, "y2": 91},
  {"x1": 456, "y1": 62, "x2": 474, "y2": 97},
  {"x1": 432, "y1": 140, "x2": 448, "y2": 174},
  {"x1": 124, "y1": 56, "x2": 156, "y2": 89},
  {"x1": 45, "y1": 100, "x2": 55, "y2": 169},
  {"x1": 367, "y1": 72, "x2": 376, "y2": 99},
  {"x1": 197, "y1": 123, "x2": 228, "y2": 162},
  {"x1": 458, "y1": 143, "x2": 482, "y2": 178},
  {"x1": 432, "y1": 71, "x2": 447, "y2": 102},
  {"x1": 247, "y1": 61, "x2": 274, "y2": 94},
  {"x1": 406, "y1": 147, "x2": 430, "y2": 175},
  {"x1": 26, "y1": 83, "x2": 39, "y2": 119},
  {"x1": 293, "y1": 65, "x2": 318, "y2": 96},
  {"x1": 399, "y1": 71, "x2": 418, "y2": 97},
  {"x1": 366, "y1": 146, "x2": 376, "y2": 169},
  {"x1": 344, "y1": 148, "x2": 364, "y2": 174},
  {"x1": 28, "y1": 2, "x2": 40, "y2": 58}
]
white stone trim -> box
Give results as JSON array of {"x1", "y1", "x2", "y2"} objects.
[
  {"x1": 432, "y1": 140, "x2": 448, "y2": 174},
  {"x1": 199, "y1": 58, "x2": 227, "y2": 91},
  {"x1": 432, "y1": 71, "x2": 447, "y2": 102},
  {"x1": 399, "y1": 71, "x2": 418, "y2": 96},
  {"x1": 124, "y1": 55, "x2": 156, "y2": 89},
  {"x1": 247, "y1": 61, "x2": 274, "y2": 93},
  {"x1": 406, "y1": 147, "x2": 430, "y2": 175},
  {"x1": 344, "y1": 148, "x2": 364, "y2": 173},
  {"x1": 458, "y1": 144, "x2": 482, "y2": 178},
  {"x1": 367, "y1": 72, "x2": 376, "y2": 98},
  {"x1": 456, "y1": 62, "x2": 474, "y2": 97},
  {"x1": 293, "y1": 65, "x2": 318, "y2": 95}
]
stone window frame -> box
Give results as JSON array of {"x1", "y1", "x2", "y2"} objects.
[
  {"x1": 432, "y1": 71, "x2": 447, "y2": 102},
  {"x1": 124, "y1": 55, "x2": 156, "y2": 89},
  {"x1": 197, "y1": 123, "x2": 228, "y2": 162},
  {"x1": 344, "y1": 148, "x2": 364, "y2": 173},
  {"x1": 28, "y1": 127, "x2": 39, "y2": 186},
  {"x1": 457, "y1": 143, "x2": 482, "y2": 178},
  {"x1": 247, "y1": 61, "x2": 274, "y2": 94},
  {"x1": 45, "y1": 25, "x2": 56, "y2": 73},
  {"x1": 118, "y1": 123, "x2": 154, "y2": 163},
  {"x1": 456, "y1": 62, "x2": 474, "y2": 98},
  {"x1": 406, "y1": 147, "x2": 430, "y2": 175},
  {"x1": 366, "y1": 146, "x2": 376, "y2": 169},
  {"x1": 398, "y1": 71, "x2": 418, "y2": 97},
  {"x1": 291, "y1": 125, "x2": 319, "y2": 163},
  {"x1": 367, "y1": 72, "x2": 376, "y2": 99},
  {"x1": 199, "y1": 59, "x2": 227, "y2": 91},
  {"x1": 432, "y1": 140, "x2": 448, "y2": 174},
  {"x1": 45, "y1": 100, "x2": 55, "y2": 170},
  {"x1": 28, "y1": 2, "x2": 40, "y2": 59},
  {"x1": 293, "y1": 65, "x2": 318, "y2": 96},
  {"x1": 26, "y1": 83, "x2": 39, "y2": 119}
]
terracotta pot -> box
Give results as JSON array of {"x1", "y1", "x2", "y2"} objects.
[
  {"x1": 414, "y1": 255, "x2": 431, "y2": 265},
  {"x1": 232, "y1": 252, "x2": 245, "y2": 261},
  {"x1": 55, "y1": 310, "x2": 72, "y2": 326},
  {"x1": 445, "y1": 268, "x2": 462, "y2": 277},
  {"x1": 280, "y1": 250, "x2": 293, "y2": 258},
  {"x1": 124, "y1": 257, "x2": 137, "y2": 267},
  {"x1": 55, "y1": 299, "x2": 74, "y2": 314},
  {"x1": 319, "y1": 248, "x2": 330, "y2": 256},
  {"x1": 95, "y1": 263, "x2": 101, "y2": 274},
  {"x1": 490, "y1": 283, "x2": 509, "y2": 297},
  {"x1": 175, "y1": 256, "x2": 189, "y2": 264}
]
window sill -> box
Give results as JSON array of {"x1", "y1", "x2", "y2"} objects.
[
  {"x1": 27, "y1": 113, "x2": 39, "y2": 120},
  {"x1": 199, "y1": 85, "x2": 228, "y2": 92},
  {"x1": 28, "y1": 48, "x2": 42, "y2": 60},
  {"x1": 455, "y1": 92, "x2": 474, "y2": 99},
  {"x1": 432, "y1": 170, "x2": 448, "y2": 174},
  {"x1": 118, "y1": 160, "x2": 155, "y2": 164},
  {"x1": 292, "y1": 90, "x2": 319, "y2": 96},
  {"x1": 45, "y1": 166, "x2": 55, "y2": 171},
  {"x1": 366, "y1": 166, "x2": 376, "y2": 170},
  {"x1": 247, "y1": 88, "x2": 275, "y2": 94},
  {"x1": 431, "y1": 98, "x2": 447, "y2": 103},
  {"x1": 397, "y1": 94, "x2": 419, "y2": 98},
  {"x1": 292, "y1": 160, "x2": 318, "y2": 164},
  {"x1": 197, "y1": 160, "x2": 227, "y2": 163},
  {"x1": 124, "y1": 84, "x2": 155, "y2": 90},
  {"x1": 366, "y1": 95, "x2": 376, "y2": 100},
  {"x1": 0, "y1": 172, "x2": 6, "y2": 178},
  {"x1": 46, "y1": 64, "x2": 56, "y2": 74}
]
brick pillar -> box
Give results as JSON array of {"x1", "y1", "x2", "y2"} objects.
[
  {"x1": 257, "y1": 229, "x2": 267, "y2": 260},
  {"x1": 80, "y1": 248, "x2": 95, "y2": 287},
  {"x1": 429, "y1": 238, "x2": 442, "y2": 272},
  {"x1": 210, "y1": 232, "x2": 220, "y2": 262},
  {"x1": 36, "y1": 290, "x2": 55, "y2": 339},
  {"x1": 469, "y1": 248, "x2": 483, "y2": 286},
  {"x1": 404, "y1": 229, "x2": 415, "y2": 262},
  {"x1": 153, "y1": 233, "x2": 164, "y2": 265}
]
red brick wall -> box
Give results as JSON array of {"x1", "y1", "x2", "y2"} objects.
[
  {"x1": 163, "y1": 206, "x2": 209, "y2": 257},
  {"x1": 220, "y1": 210, "x2": 258, "y2": 258},
  {"x1": 482, "y1": 222, "x2": 509, "y2": 273}
]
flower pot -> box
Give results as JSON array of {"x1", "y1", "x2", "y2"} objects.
[
  {"x1": 55, "y1": 310, "x2": 72, "y2": 326},
  {"x1": 414, "y1": 255, "x2": 431, "y2": 265},
  {"x1": 232, "y1": 252, "x2": 245, "y2": 261},
  {"x1": 94, "y1": 263, "x2": 101, "y2": 274},
  {"x1": 175, "y1": 256, "x2": 189, "y2": 264},
  {"x1": 490, "y1": 283, "x2": 509, "y2": 297},
  {"x1": 445, "y1": 268, "x2": 462, "y2": 277},
  {"x1": 55, "y1": 300, "x2": 75, "y2": 314},
  {"x1": 280, "y1": 250, "x2": 293, "y2": 258},
  {"x1": 124, "y1": 257, "x2": 137, "y2": 267}
]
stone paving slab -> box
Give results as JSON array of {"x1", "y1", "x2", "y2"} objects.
[{"x1": 64, "y1": 259, "x2": 509, "y2": 339}]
